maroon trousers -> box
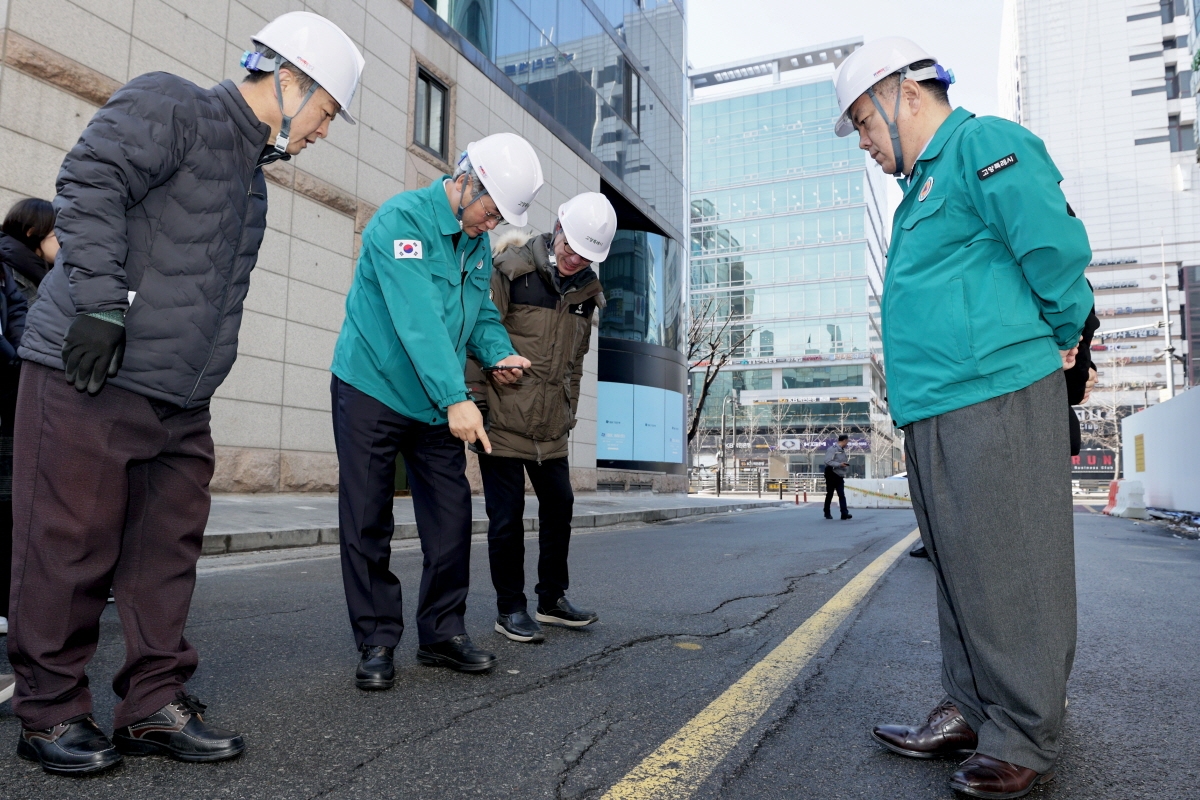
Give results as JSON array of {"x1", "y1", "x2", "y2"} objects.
[{"x1": 7, "y1": 363, "x2": 215, "y2": 730}]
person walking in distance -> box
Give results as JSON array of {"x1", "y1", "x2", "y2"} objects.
[
  {"x1": 833, "y1": 38, "x2": 1092, "y2": 798},
  {"x1": 6, "y1": 13, "x2": 364, "y2": 775},
  {"x1": 469, "y1": 192, "x2": 615, "y2": 644},
  {"x1": 330, "y1": 133, "x2": 540, "y2": 689},
  {"x1": 823, "y1": 434, "x2": 852, "y2": 520}
]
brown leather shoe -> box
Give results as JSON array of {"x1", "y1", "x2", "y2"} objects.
[
  {"x1": 871, "y1": 700, "x2": 978, "y2": 759},
  {"x1": 949, "y1": 753, "x2": 1055, "y2": 799}
]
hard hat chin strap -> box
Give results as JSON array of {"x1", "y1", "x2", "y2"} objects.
[
  {"x1": 455, "y1": 173, "x2": 490, "y2": 225},
  {"x1": 273, "y1": 55, "x2": 319, "y2": 155},
  {"x1": 865, "y1": 66, "x2": 909, "y2": 178}
]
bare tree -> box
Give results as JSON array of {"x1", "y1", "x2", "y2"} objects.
[{"x1": 686, "y1": 295, "x2": 757, "y2": 442}]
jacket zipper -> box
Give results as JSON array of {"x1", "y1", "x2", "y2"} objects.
[
  {"x1": 457, "y1": 246, "x2": 468, "y2": 348},
  {"x1": 184, "y1": 173, "x2": 258, "y2": 407}
]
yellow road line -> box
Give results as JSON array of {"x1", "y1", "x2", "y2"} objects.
[{"x1": 601, "y1": 528, "x2": 921, "y2": 800}]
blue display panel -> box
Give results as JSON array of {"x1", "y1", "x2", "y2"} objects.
[
  {"x1": 597, "y1": 382, "x2": 634, "y2": 460},
  {"x1": 597, "y1": 381, "x2": 685, "y2": 464},
  {"x1": 633, "y1": 384, "x2": 665, "y2": 462}
]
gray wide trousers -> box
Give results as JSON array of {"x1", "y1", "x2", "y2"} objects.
[{"x1": 904, "y1": 371, "x2": 1076, "y2": 774}]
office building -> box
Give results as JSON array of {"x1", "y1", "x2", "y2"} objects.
[
  {"x1": 999, "y1": 0, "x2": 1194, "y2": 411},
  {"x1": 0, "y1": 0, "x2": 686, "y2": 492},
  {"x1": 688, "y1": 40, "x2": 898, "y2": 480}
]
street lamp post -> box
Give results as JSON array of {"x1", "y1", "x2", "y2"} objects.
[
  {"x1": 719, "y1": 393, "x2": 736, "y2": 494},
  {"x1": 1161, "y1": 234, "x2": 1176, "y2": 399}
]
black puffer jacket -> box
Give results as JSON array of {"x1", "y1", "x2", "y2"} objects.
[
  {"x1": 0, "y1": 232, "x2": 50, "y2": 305},
  {"x1": 19, "y1": 73, "x2": 273, "y2": 407}
]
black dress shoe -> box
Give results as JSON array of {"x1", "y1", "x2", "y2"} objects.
[
  {"x1": 18, "y1": 714, "x2": 122, "y2": 775},
  {"x1": 112, "y1": 692, "x2": 244, "y2": 762},
  {"x1": 841, "y1": 513, "x2": 853, "y2": 520},
  {"x1": 872, "y1": 700, "x2": 978, "y2": 759},
  {"x1": 417, "y1": 634, "x2": 497, "y2": 672},
  {"x1": 356, "y1": 644, "x2": 396, "y2": 690},
  {"x1": 495, "y1": 610, "x2": 545, "y2": 643},
  {"x1": 536, "y1": 596, "x2": 598, "y2": 628},
  {"x1": 824, "y1": 512, "x2": 834, "y2": 519},
  {"x1": 910, "y1": 543, "x2": 930, "y2": 559},
  {"x1": 949, "y1": 753, "x2": 1054, "y2": 798}
]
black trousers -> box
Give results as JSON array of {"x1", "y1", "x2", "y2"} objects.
[
  {"x1": 477, "y1": 454, "x2": 572, "y2": 614},
  {"x1": 9, "y1": 363, "x2": 214, "y2": 730},
  {"x1": 823, "y1": 467, "x2": 847, "y2": 515},
  {"x1": 331, "y1": 376, "x2": 473, "y2": 647}
]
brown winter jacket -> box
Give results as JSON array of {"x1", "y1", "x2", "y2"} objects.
[{"x1": 466, "y1": 231, "x2": 605, "y2": 461}]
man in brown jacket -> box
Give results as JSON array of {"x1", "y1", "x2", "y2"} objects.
[{"x1": 468, "y1": 193, "x2": 616, "y2": 643}]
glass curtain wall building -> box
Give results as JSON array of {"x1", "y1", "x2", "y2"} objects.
[
  {"x1": 417, "y1": 0, "x2": 689, "y2": 483},
  {"x1": 688, "y1": 41, "x2": 898, "y2": 479}
]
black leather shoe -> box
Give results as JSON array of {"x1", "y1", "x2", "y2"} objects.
[
  {"x1": 841, "y1": 513, "x2": 853, "y2": 520},
  {"x1": 495, "y1": 610, "x2": 545, "y2": 643},
  {"x1": 113, "y1": 692, "x2": 244, "y2": 762},
  {"x1": 18, "y1": 714, "x2": 122, "y2": 775},
  {"x1": 536, "y1": 596, "x2": 598, "y2": 628},
  {"x1": 910, "y1": 543, "x2": 929, "y2": 559},
  {"x1": 824, "y1": 511, "x2": 834, "y2": 519},
  {"x1": 417, "y1": 634, "x2": 497, "y2": 672},
  {"x1": 356, "y1": 644, "x2": 396, "y2": 690},
  {"x1": 872, "y1": 701, "x2": 978, "y2": 759}
]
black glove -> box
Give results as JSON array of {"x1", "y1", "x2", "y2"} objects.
[{"x1": 62, "y1": 314, "x2": 126, "y2": 395}]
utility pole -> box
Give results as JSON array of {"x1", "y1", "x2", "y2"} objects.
[
  {"x1": 1161, "y1": 233, "x2": 1176, "y2": 399},
  {"x1": 724, "y1": 388, "x2": 734, "y2": 489}
]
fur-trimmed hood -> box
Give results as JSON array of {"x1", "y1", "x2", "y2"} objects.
[{"x1": 490, "y1": 228, "x2": 536, "y2": 257}]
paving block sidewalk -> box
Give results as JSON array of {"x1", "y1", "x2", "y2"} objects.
[{"x1": 202, "y1": 493, "x2": 789, "y2": 555}]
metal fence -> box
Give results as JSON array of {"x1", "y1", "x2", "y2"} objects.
[{"x1": 688, "y1": 470, "x2": 824, "y2": 498}]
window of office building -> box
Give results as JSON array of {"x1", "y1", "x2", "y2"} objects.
[
  {"x1": 1169, "y1": 114, "x2": 1195, "y2": 152},
  {"x1": 414, "y1": 69, "x2": 448, "y2": 160},
  {"x1": 781, "y1": 365, "x2": 863, "y2": 389}
]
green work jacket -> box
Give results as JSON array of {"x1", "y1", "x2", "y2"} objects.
[
  {"x1": 883, "y1": 107, "x2": 1093, "y2": 429},
  {"x1": 331, "y1": 178, "x2": 515, "y2": 425}
]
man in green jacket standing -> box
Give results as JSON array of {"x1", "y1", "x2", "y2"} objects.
[
  {"x1": 330, "y1": 133, "x2": 539, "y2": 687},
  {"x1": 833, "y1": 39, "x2": 1092, "y2": 799}
]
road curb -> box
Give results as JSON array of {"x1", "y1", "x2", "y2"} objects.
[{"x1": 200, "y1": 500, "x2": 791, "y2": 555}]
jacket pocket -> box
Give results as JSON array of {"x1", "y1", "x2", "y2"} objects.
[
  {"x1": 946, "y1": 277, "x2": 972, "y2": 362},
  {"x1": 991, "y1": 265, "x2": 1042, "y2": 326},
  {"x1": 899, "y1": 196, "x2": 945, "y2": 231}
]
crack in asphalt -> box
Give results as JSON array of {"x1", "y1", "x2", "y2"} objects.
[
  {"x1": 188, "y1": 605, "x2": 319, "y2": 625},
  {"x1": 691, "y1": 543, "x2": 871, "y2": 616},
  {"x1": 303, "y1": 539, "x2": 881, "y2": 799},
  {"x1": 554, "y1": 710, "x2": 615, "y2": 800}
]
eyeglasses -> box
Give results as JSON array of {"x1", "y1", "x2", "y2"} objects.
[{"x1": 560, "y1": 240, "x2": 591, "y2": 266}]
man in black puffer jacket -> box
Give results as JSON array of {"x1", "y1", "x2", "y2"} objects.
[{"x1": 7, "y1": 13, "x2": 363, "y2": 777}]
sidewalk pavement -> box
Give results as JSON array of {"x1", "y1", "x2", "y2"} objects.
[{"x1": 202, "y1": 492, "x2": 790, "y2": 555}]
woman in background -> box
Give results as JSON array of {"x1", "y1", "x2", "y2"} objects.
[{"x1": 0, "y1": 197, "x2": 48, "y2": 690}]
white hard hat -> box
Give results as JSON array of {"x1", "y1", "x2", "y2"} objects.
[
  {"x1": 465, "y1": 133, "x2": 545, "y2": 228},
  {"x1": 558, "y1": 192, "x2": 618, "y2": 262},
  {"x1": 833, "y1": 37, "x2": 946, "y2": 137},
  {"x1": 250, "y1": 12, "x2": 366, "y2": 125}
]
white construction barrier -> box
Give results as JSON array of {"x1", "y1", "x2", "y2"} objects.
[
  {"x1": 843, "y1": 479, "x2": 913, "y2": 509},
  {"x1": 1108, "y1": 480, "x2": 1148, "y2": 519},
  {"x1": 1121, "y1": 387, "x2": 1200, "y2": 513}
]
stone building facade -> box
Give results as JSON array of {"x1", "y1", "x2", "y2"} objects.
[{"x1": 0, "y1": 0, "x2": 619, "y2": 492}]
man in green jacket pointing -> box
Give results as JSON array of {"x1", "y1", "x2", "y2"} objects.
[
  {"x1": 330, "y1": 133, "x2": 539, "y2": 687},
  {"x1": 834, "y1": 39, "x2": 1092, "y2": 799}
]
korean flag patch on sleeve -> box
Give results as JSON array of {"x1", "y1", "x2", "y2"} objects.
[{"x1": 394, "y1": 240, "x2": 423, "y2": 259}]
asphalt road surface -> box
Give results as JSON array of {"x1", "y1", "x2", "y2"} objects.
[{"x1": 1, "y1": 506, "x2": 1196, "y2": 799}]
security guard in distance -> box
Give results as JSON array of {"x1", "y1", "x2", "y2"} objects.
[
  {"x1": 330, "y1": 133, "x2": 540, "y2": 688},
  {"x1": 834, "y1": 38, "x2": 1092, "y2": 800}
]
